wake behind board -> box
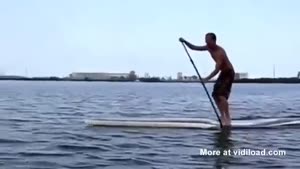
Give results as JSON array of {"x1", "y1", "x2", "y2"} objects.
[{"x1": 85, "y1": 117, "x2": 300, "y2": 129}]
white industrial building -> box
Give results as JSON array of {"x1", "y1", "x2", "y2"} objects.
[
  {"x1": 177, "y1": 72, "x2": 183, "y2": 80},
  {"x1": 69, "y1": 72, "x2": 130, "y2": 80},
  {"x1": 234, "y1": 72, "x2": 249, "y2": 80}
]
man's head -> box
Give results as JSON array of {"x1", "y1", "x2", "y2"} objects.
[{"x1": 205, "y1": 32, "x2": 217, "y2": 48}]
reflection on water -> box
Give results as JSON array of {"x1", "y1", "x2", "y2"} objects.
[{"x1": 214, "y1": 127, "x2": 233, "y2": 169}]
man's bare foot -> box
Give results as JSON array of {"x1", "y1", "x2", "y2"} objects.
[
  {"x1": 221, "y1": 116, "x2": 226, "y2": 126},
  {"x1": 224, "y1": 119, "x2": 231, "y2": 127},
  {"x1": 221, "y1": 117, "x2": 231, "y2": 127}
]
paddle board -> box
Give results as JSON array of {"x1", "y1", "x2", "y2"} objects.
[{"x1": 85, "y1": 117, "x2": 300, "y2": 129}]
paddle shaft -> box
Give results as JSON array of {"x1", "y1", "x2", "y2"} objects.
[{"x1": 181, "y1": 42, "x2": 223, "y2": 128}]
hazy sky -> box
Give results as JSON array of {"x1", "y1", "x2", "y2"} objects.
[{"x1": 0, "y1": 0, "x2": 299, "y2": 78}]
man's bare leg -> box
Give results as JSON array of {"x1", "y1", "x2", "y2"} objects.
[
  {"x1": 224, "y1": 98, "x2": 231, "y2": 126},
  {"x1": 213, "y1": 97, "x2": 227, "y2": 126},
  {"x1": 219, "y1": 96, "x2": 231, "y2": 126}
]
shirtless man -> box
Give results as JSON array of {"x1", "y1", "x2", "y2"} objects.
[{"x1": 179, "y1": 33, "x2": 235, "y2": 126}]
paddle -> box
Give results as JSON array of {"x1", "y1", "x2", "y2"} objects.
[{"x1": 180, "y1": 42, "x2": 223, "y2": 128}]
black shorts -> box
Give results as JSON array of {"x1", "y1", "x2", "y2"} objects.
[{"x1": 212, "y1": 69, "x2": 235, "y2": 100}]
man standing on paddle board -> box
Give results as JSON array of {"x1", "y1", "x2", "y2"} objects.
[{"x1": 179, "y1": 33, "x2": 235, "y2": 126}]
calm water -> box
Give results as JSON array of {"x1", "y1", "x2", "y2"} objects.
[{"x1": 0, "y1": 81, "x2": 299, "y2": 169}]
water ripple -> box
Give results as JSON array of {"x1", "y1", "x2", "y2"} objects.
[
  {"x1": 0, "y1": 82, "x2": 299, "y2": 168},
  {"x1": 57, "y1": 144, "x2": 110, "y2": 152}
]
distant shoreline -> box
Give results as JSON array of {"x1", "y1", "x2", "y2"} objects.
[{"x1": 0, "y1": 77, "x2": 300, "y2": 83}]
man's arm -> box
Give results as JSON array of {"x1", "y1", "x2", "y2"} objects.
[
  {"x1": 204, "y1": 60, "x2": 221, "y2": 81},
  {"x1": 184, "y1": 41, "x2": 208, "y2": 51},
  {"x1": 179, "y1": 38, "x2": 208, "y2": 51}
]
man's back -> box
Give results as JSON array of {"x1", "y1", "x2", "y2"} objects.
[{"x1": 208, "y1": 45, "x2": 234, "y2": 71}]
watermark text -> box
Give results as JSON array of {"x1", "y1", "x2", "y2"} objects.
[{"x1": 199, "y1": 148, "x2": 286, "y2": 156}]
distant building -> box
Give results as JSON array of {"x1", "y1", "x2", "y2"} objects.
[
  {"x1": 144, "y1": 73, "x2": 150, "y2": 78},
  {"x1": 186, "y1": 76, "x2": 192, "y2": 81},
  {"x1": 298, "y1": 72, "x2": 300, "y2": 79},
  {"x1": 177, "y1": 72, "x2": 183, "y2": 80},
  {"x1": 234, "y1": 72, "x2": 248, "y2": 80},
  {"x1": 69, "y1": 72, "x2": 129, "y2": 80},
  {"x1": 181, "y1": 75, "x2": 198, "y2": 81},
  {"x1": 191, "y1": 75, "x2": 198, "y2": 80}
]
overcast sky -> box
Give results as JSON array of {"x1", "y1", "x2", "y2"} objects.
[{"x1": 0, "y1": 0, "x2": 299, "y2": 78}]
